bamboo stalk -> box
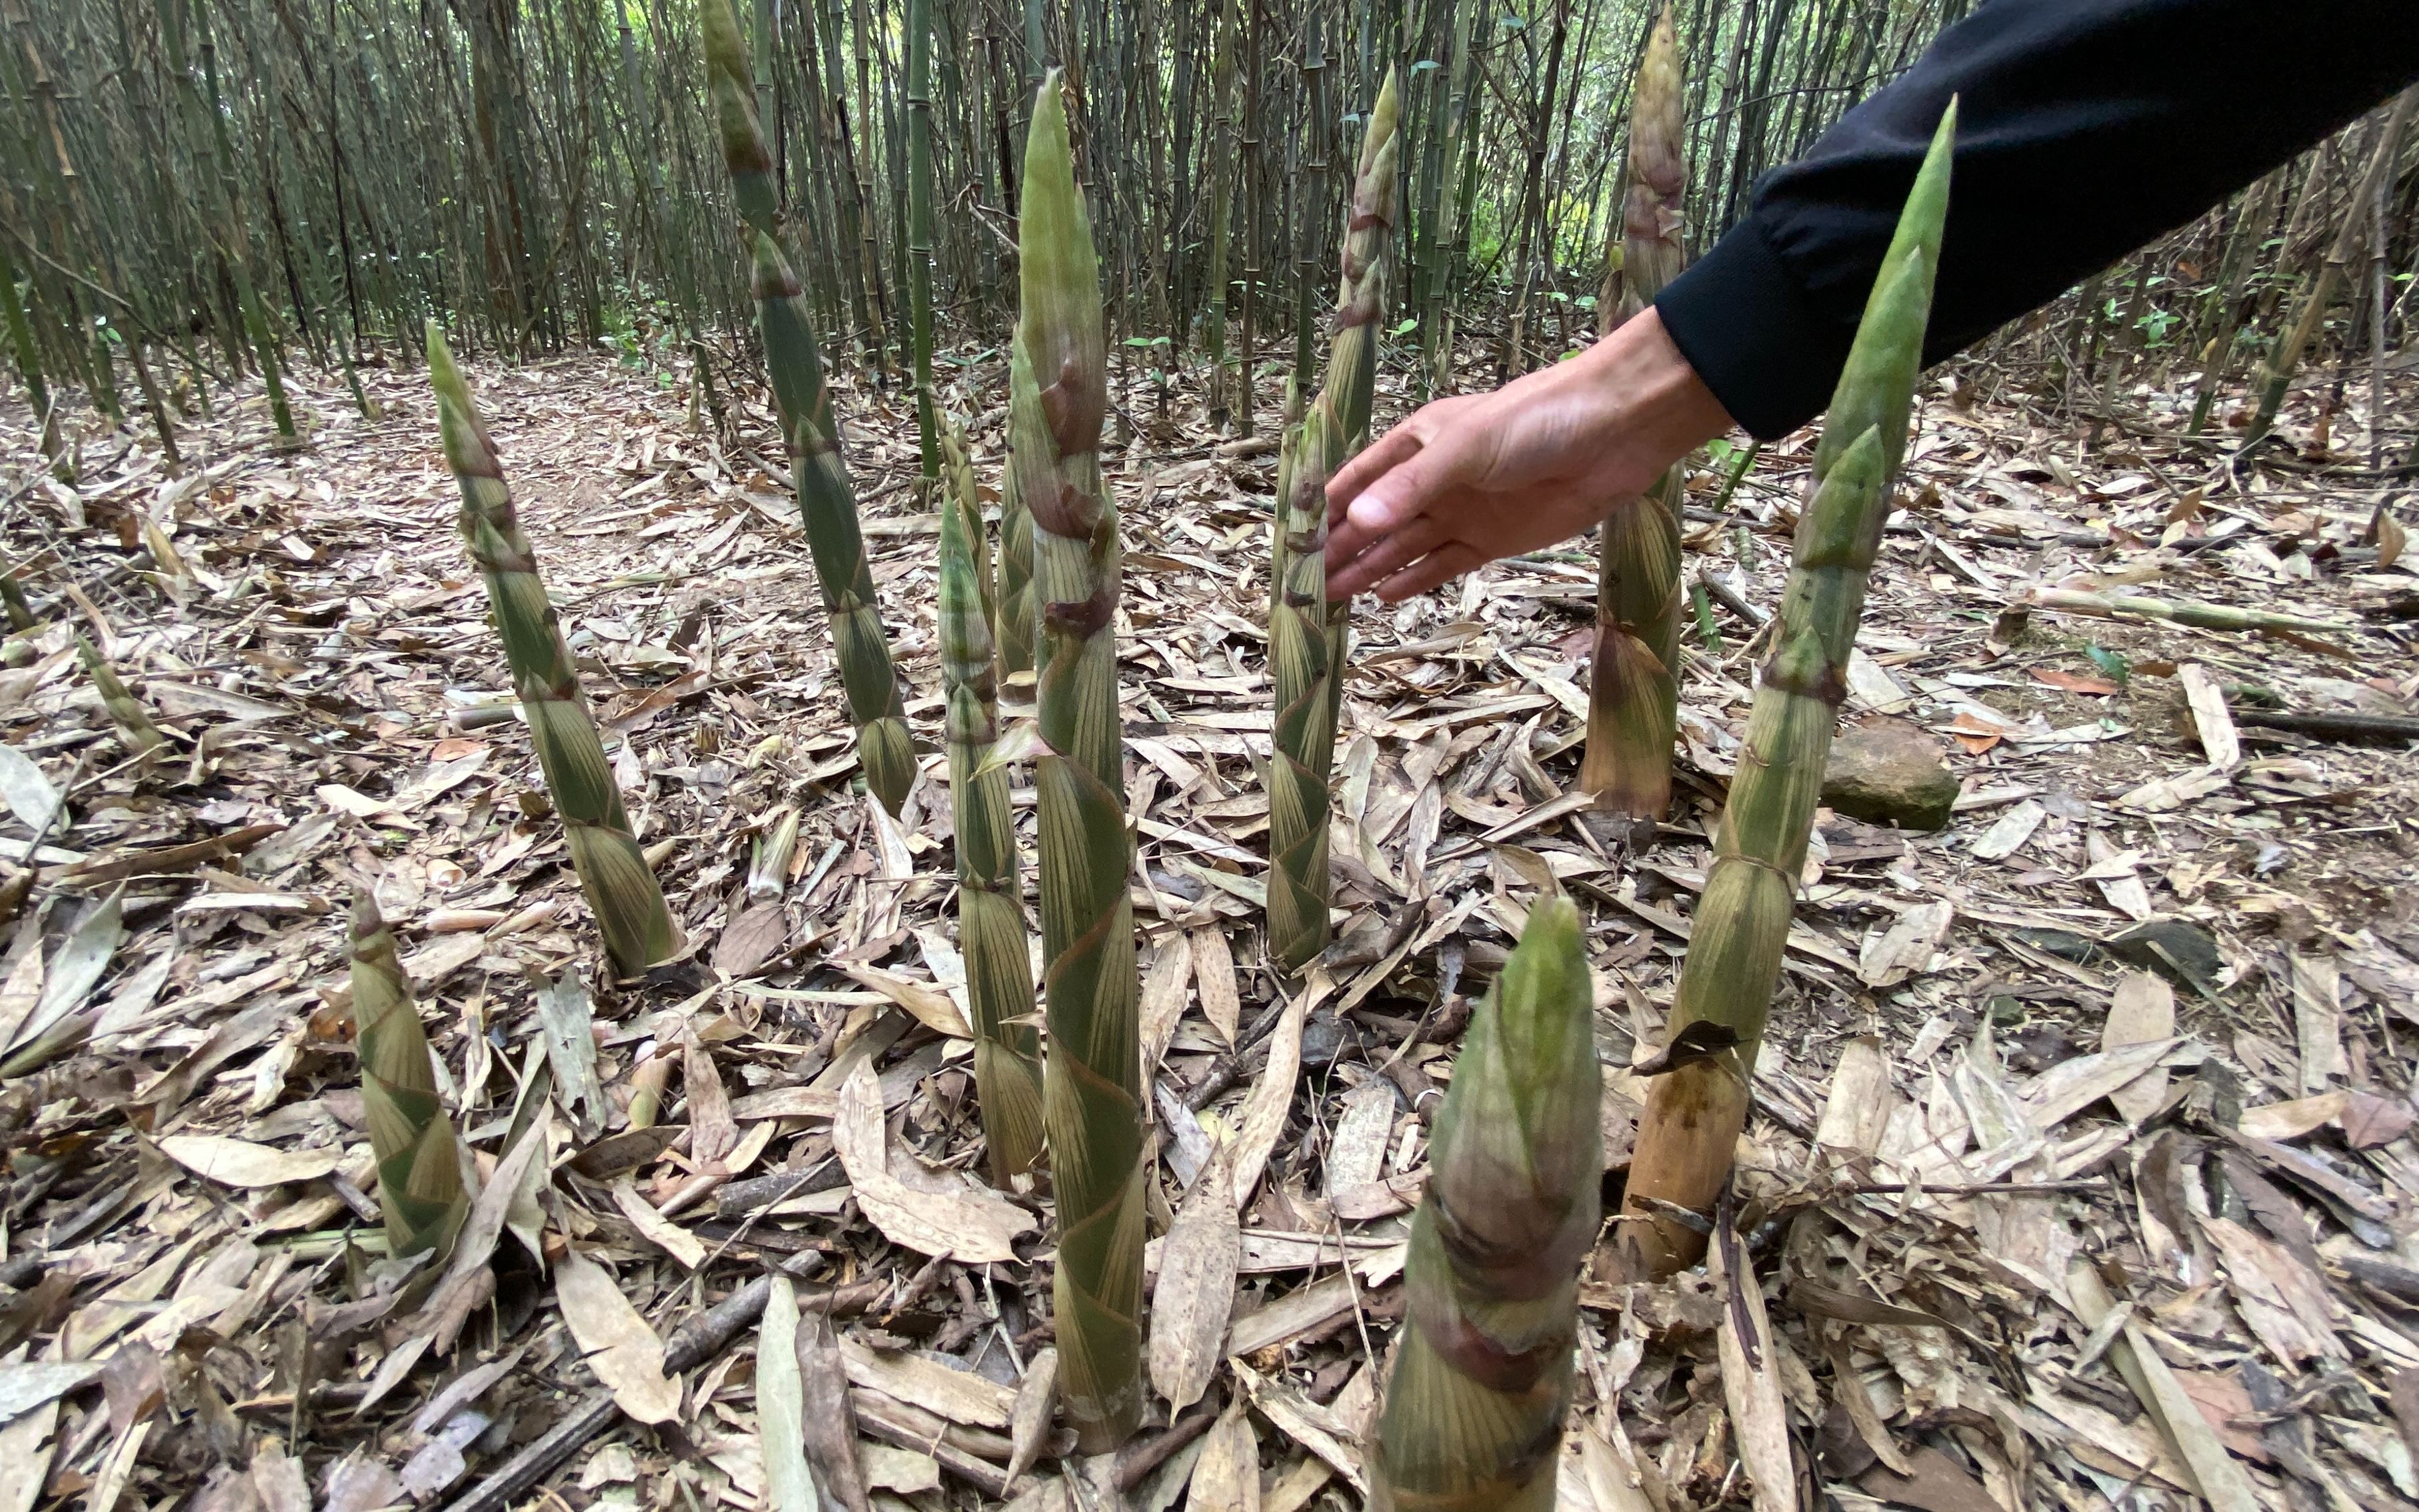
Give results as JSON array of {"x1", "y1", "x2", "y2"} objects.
[
  {"x1": 1264, "y1": 68, "x2": 1401, "y2": 973},
  {"x1": 705, "y1": 0, "x2": 913, "y2": 815},
  {"x1": 938, "y1": 415, "x2": 1043, "y2": 1184},
  {"x1": 1372, "y1": 895, "x2": 1600, "y2": 1512},
  {"x1": 1015, "y1": 71, "x2": 1143, "y2": 1453},
  {"x1": 1620, "y1": 104, "x2": 1957, "y2": 1279},
  {"x1": 2026, "y1": 587, "x2": 2357, "y2": 638},
  {"x1": 349, "y1": 891, "x2": 469, "y2": 1257},
  {"x1": 427, "y1": 325, "x2": 678, "y2": 978},
  {"x1": 2242, "y1": 88, "x2": 2418, "y2": 449},
  {"x1": 905, "y1": 0, "x2": 938, "y2": 483},
  {"x1": 1582, "y1": 3, "x2": 1686, "y2": 827}
]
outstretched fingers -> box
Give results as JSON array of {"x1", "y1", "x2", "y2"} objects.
[
  {"x1": 1374, "y1": 541, "x2": 1483, "y2": 603},
  {"x1": 1326, "y1": 513, "x2": 1446, "y2": 601}
]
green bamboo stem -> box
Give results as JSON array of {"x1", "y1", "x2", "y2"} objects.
[
  {"x1": 1201, "y1": 0, "x2": 1238, "y2": 430},
  {"x1": 905, "y1": 0, "x2": 939, "y2": 484},
  {"x1": 1265, "y1": 68, "x2": 1400, "y2": 972},
  {"x1": 1582, "y1": 3, "x2": 1686, "y2": 825},
  {"x1": 427, "y1": 325, "x2": 678, "y2": 978},
  {"x1": 1620, "y1": 104, "x2": 1956, "y2": 1279},
  {"x1": 1372, "y1": 895, "x2": 1600, "y2": 1512},
  {"x1": 938, "y1": 420, "x2": 1043, "y2": 1185},
  {"x1": 1, "y1": 242, "x2": 68, "y2": 481},
  {"x1": 349, "y1": 891, "x2": 469, "y2": 1257},
  {"x1": 703, "y1": 0, "x2": 913, "y2": 815},
  {"x1": 2243, "y1": 88, "x2": 2417, "y2": 449},
  {"x1": 1015, "y1": 72, "x2": 1143, "y2": 1453}
]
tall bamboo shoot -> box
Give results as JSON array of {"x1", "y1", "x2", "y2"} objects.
[
  {"x1": 1265, "y1": 69, "x2": 1400, "y2": 971},
  {"x1": 428, "y1": 326, "x2": 678, "y2": 977},
  {"x1": 1620, "y1": 105, "x2": 1957, "y2": 1278},
  {"x1": 1015, "y1": 71, "x2": 1143, "y2": 1453},
  {"x1": 1372, "y1": 895, "x2": 1600, "y2": 1512}
]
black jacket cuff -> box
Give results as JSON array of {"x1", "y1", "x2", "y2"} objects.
[{"x1": 1652, "y1": 221, "x2": 1846, "y2": 443}]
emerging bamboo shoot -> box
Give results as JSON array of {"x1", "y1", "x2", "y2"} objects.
[
  {"x1": 1265, "y1": 68, "x2": 1401, "y2": 971},
  {"x1": 938, "y1": 417, "x2": 1043, "y2": 1183},
  {"x1": 428, "y1": 326, "x2": 678, "y2": 978},
  {"x1": 1015, "y1": 72, "x2": 1144, "y2": 1452},
  {"x1": 1373, "y1": 895, "x2": 1600, "y2": 1512},
  {"x1": 1620, "y1": 105, "x2": 1957, "y2": 1278},
  {"x1": 1582, "y1": 3, "x2": 1687, "y2": 828}
]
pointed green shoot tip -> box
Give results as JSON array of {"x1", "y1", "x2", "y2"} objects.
[
  {"x1": 423, "y1": 321, "x2": 459, "y2": 401},
  {"x1": 701, "y1": 0, "x2": 745, "y2": 78},
  {"x1": 1815, "y1": 97, "x2": 1956, "y2": 483},
  {"x1": 1018, "y1": 69, "x2": 1094, "y2": 289},
  {"x1": 423, "y1": 323, "x2": 489, "y2": 475}
]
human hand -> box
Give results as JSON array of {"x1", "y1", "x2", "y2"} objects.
[{"x1": 1323, "y1": 307, "x2": 1735, "y2": 601}]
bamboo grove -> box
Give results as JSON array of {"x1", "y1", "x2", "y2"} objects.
[
  {"x1": 13, "y1": 0, "x2": 2419, "y2": 1489},
  {"x1": 9, "y1": 0, "x2": 2412, "y2": 461}
]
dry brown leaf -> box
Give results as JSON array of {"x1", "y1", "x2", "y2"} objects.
[
  {"x1": 553, "y1": 1247, "x2": 679, "y2": 1425},
  {"x1": 1147, "y1": 1142, "x2": 1238, "y2": 1413},
  {"x1": 755, "y1": 1277, "x2": 816, "y2": 1512},
  {"x1": 830, "y1": 1062, "x2": 1031, "y2": 1263},
  {"x1": 1229, "y1": 1360, "x2": 1364, "y2": 1495},
  {"x1": 1855, "y1": 1447, "x2": 2002, "y2": 1512},
  {"x1": 1323, "y1": 1081, "x2": 1395, "y2": 1198},
  {"x1": 2288, "y1": 953, "x2": 2346, "y2": 1096},
  {"x1": 837, "y1": 1337, "x2": 1013, "y2": 1429},
  {"x1": 1712, "y1": 1226, "x2": 1795, "y2": 1512},
  {"x1": 1858, "y1": 901, "x2": 1952, "y2": 988},
  {"x1": 2014, "y1": 1038, "x2": 2176, "y2": 1128},
  {"x1": 1230, "y1": 978, "x2": 1316, "y2": 1211},
  {"x1": 1812, "y1": 1036, "x2": 1894, "y2": 1158},
  {"x1": 1190, "y1": 926, "x2": 1241, "y2": 1047},
  {"x1": 2176, "y1": 663, "x2": 2240, "y2": 771},
  {"x1": 610, "y1": 1178, "x2": 705, "y2": 1269},
  {"x1": 1138, "y1": 932, "x2": 1194, "y2": 1079},
  {"x1": 1187, "y1": 1401, "x2": 1260, "y2": 1512},
  {"x1": 2102, "y1": 973, "x2": 2176, "y2": 1125},
  {"x1": 839, "y1": 963, "x2": 972, "y2": 1040},
  {"x1": 683, "y1": 1023, "x2": 738, "y2": 1169},
  {"x1": 796, "y1": 1302, "x2": 873, "y2": 1512},
  {"x1": 1004, "y1": 1348, "x2": 1057, "y2": 1489},
  {"x1": 2067, "y1": 1260, "x2": 2262, "y2": 1512},
  {"x1": 2237, "y1": 1091, "x2": 2349, "y2": 1141},
  {"x1": 2342, "y1": 1091, "x2": 2416, "y2": 1149},
  {"x1": 155, "y1": 1136, "x2": 339, "y2": 1189}
]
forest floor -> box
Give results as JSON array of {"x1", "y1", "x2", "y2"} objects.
[{"x1": 3, "y1": 331, "x2": 2419, "y2": 1512}]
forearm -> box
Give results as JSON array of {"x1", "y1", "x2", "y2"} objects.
[{"x1": 1658, "y1": 0, "x2": 2419, "y2": 441}]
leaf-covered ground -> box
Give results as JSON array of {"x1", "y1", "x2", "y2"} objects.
[{"x1": 4, "y1": 336, "x2": 2419, "y2": 1512}]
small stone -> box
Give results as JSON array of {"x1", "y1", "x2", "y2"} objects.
[
  {"x1": 2108, "y1": 917, "x2": 2224, "y2": 993},
  {"x1": 1298, "y1": 1011, "x2": 1350, "y2": 1073},
  {"x1": 1821, "y1": 718, "x2": 1958, "y2": 831}
]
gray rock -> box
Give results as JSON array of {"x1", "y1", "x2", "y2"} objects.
[{"x1": 1821, "y1": 718, "x2": 1958, "y2": 832}]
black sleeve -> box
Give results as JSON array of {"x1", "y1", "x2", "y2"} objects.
[{"x1": 1654, "y1": 0, "x2": 2419, "y2": 442}]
